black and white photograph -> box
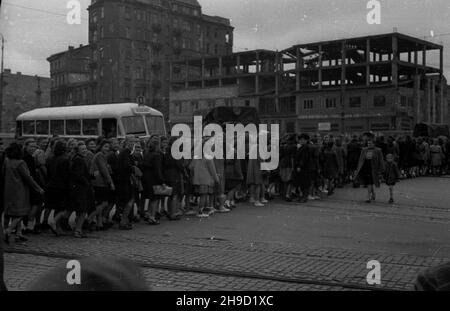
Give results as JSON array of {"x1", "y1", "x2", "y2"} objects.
[{"x1": 0, "y1": 0, "x2": 450, "y2": 300}]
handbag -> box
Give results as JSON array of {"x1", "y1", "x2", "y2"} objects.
[{"x1": 153, "y1": 185, "x2": 173, "y2": 196}]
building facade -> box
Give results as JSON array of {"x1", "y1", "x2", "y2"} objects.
[
  {"x1": 48, "y1": 0, "x2": 234, "y2": 120},
  {"x1": 47, "y1": 44, "x2": 92, "y2": 107},
  {"x1": 0, "y1": 69, "x2": 51, "y2": 133},
  {"x1": 170, "y1": 33, "x2": 448, "y2": 135}
]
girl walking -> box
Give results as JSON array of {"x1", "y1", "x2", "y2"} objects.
[
  {"x1": 355, "y1": 139, "x2": 385, "y2": 203},
  {"x1": 384, "y1": 154, "x2": 401, "y2": 204}
]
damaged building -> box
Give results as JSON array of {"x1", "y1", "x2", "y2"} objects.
[{"x1": 169, "y1": 32, "x2": 447, "y2": 135}]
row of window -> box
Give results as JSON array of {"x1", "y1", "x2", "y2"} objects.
[
  {"x1": 22, "y1": 119, "x2": 100, "y2": 136},
  {"x1": 300, "y1": 95, "x2": 412, "y2": 110}
]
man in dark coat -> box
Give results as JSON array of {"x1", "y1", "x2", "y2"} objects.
[{"x1": 293, "y1": 134, "x2": 311, "y2": 203}]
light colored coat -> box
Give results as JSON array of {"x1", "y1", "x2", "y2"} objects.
[{"x1": 189, "y1": 158, "x2": 218, "y2": 187}]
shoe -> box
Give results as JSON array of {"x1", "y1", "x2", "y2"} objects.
[
  {"x1": 119, "y1": 224, "x2": 133, "y2": 230},
  {"x1": 15, "y1": 235, "x2": 28, "y2": 243},
  {"x1": 197, "y1": 212, "x2": 210, "y2": 218},
  {"x1": 260, "y1": 199, "x2": 269, "y2": 204},
  {"x1": 74, "y1": 231, "x2": 88, "y2": 239},
  {"x1": 298, "y1": 198, "x2": 308, "y2": 203},
  {"x1": 203, "y1": 208, "x2": 215, "y2": 216},
  {"x1": 230, "y1": 200, "x2": 236, "y2": 208},
  {"x1": 285, "y1": 197, "x2": 293, "y2": 202},
  {"x1": 254, "y1": 201, "x2": 265, "y2": 207},
  {"x1": 365, "y1": 200, "x2": 372, "y2": 203},
  {"x1": 389, "y1": 199, "x2": 394, "y2": 204},
  {"x1": 185, "y1": 210, "x2": 197, "y2": 216},
  {"x1": 307, "y1": 195, "x2": 315, "y2": 201},
  {"x1": 167, "y1": 215, "x2": 181, "y2": 221},
  {"x1": 217, "y1": 206, "x2": 231, "y2": 213},
  {"x1": 146, "y1": 218, "x2": 160, "y2": 225},
  {"x1": 313, "y1": 196, "x2": 321, "y2": 200}
]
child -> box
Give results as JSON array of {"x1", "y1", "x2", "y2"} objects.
[{"x1": 384, "y1": 153, "x2": 401, "y2": 204}]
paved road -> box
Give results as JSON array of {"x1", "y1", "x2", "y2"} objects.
[{"x1": 4, "y1": 177, "x2": 450, "y2": 291}]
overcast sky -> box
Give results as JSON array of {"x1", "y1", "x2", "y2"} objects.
[{"x1": 1, "y1": 0, "x2": 450, "y2": 77}]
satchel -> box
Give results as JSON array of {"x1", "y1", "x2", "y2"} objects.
[{"x1": 153, "y1": 185, "x2": 173, "y2": 196}]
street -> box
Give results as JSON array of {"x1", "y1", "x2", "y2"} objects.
[{"x1": 4, "y1": 177, "x2": 450, "y2": 291}]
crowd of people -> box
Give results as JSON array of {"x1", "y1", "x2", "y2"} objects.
[{"x1": 0, "y1": 131, "x2": 449, "y2": 243}]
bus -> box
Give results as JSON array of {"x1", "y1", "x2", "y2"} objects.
[{"x1": 16, "y1": 103, "x2": 166, "y2": 140}]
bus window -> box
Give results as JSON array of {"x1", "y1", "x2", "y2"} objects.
[
  {"x1": 36, "y1": 120, "x2": 49, "y2": 135},
  {"x1": 102, "y1": 118, "x2": 117, "y2": 138},
  {"x1": 82, "y1": 119, "x2": 99, "y2": 136},
  {"x1": 66, "y1": 120, "x2": 81, "y2": 136},
  {"x1": 145, "y1": 116, "x2": 165, "y2": 135},
  {"x1": 122, "y1": 116, "x2": 146, "y2": 135},
  {"x1": 23, "y1": 120, "x2": 35, "y2": 135},
  {"x1": 50, "y1": 120, "x2": 65, "y2": 136}
]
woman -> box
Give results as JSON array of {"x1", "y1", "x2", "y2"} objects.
[
  {"x1": 320, "y1": 137, "x2": 339, "y2": 196},
  {"x1": 224, "y1": 138, "x2": 244, "y2": 209},
  {"x1": 3, "y1": 143, "x2": 44, "y2": 243},
  {"x1": 22, "y1": 138, "x2": 44, "y2": 235},
  {"x1": 163, "y1": 137, "x2": 185, "y2": 220},
  {"x1": 131, "y1": 142, "x2": 144, "y2": 221},
  {"x1": 346, "y1": 136, "x2": 362, "y2": 187},
  {"x1": 279, "y1": 135, "x2": 296, "y2": 201},
  {"x1": 70, "y1": 142, "x2": 91, "y2": 238},
  {"x1": 430, "y1": 139, "x2": 444, "y2": 176},
  {"x1": 89, "y1": 140, "x2": 115, "y2": 230},
  {"x1": 246, "y1": 138, "x2": 266, "y2": 207},
  {"x1": 45, "y1": 141, "x2": 71, "y2": 236},
  {"x1": 189, "y1": 138, "x2": 219, "y2": 217},
  {"x1": 355, "y1": 139, "x2": 385, "y2": 203},
  {"x1": 142, "y1": 136, "x2": 165, "y2": 225}
]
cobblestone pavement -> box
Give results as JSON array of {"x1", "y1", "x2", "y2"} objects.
[{"x1": 4, "y1": 178, "x2": 450, "y2": 291}]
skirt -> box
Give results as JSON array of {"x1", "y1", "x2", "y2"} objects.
[
  {"x1": 45, "y1": 188, "x2": 68, "y2": 211},
  {"x1": 94, "y1": 187, "x2": 111, "y2": 205},
  {"x1": 279, "y1": 168, "x2": 293, "y2": 183},
  {"x1": 195, "y1": 185, "x2": 214, "y2": 195}
]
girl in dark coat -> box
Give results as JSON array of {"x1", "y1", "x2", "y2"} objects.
[
  {"x1": 320, "y1": 138, "x2": 339, "y2": 196},
  {"x1": 23, "y1": 138, "x2": 43, "y2": 234},
  {"x1": 355, "y1": 139, "x2": 385, "y2": 203},
  {"x1": 70, "y1": 142, "x2": 91, "y2": 238},
  {"x1": 164, "y1": 137, "x2": 185, "y2": 220},
  {"x1": 45, "y1": 141, "x2": 70, "y2": 236},
  {"x1": 3, "y1": 143, "x2": 44, "y2": 243},
  {"x1": 384, "y1": 154, "x2": 401, "y2": 204},
  {"x1": 89, "y1": 140, "x2": 115, "y2": 231},
  {"x1": 142, "y1": 136, "x2": 165, "y2": 225},
  {"x1": 131, "y1": 142, "x2": 145, "y2": 220},
  {"x1": 293, "y1": 134, "x2": 311, "y2": 202},
  {"x1": 116, "y1": 136, "x2": 139, "y2": 230}
]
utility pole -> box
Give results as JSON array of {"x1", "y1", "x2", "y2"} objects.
[{"x1": 0, "y1": 34, "x2": 4, "y2": 132}]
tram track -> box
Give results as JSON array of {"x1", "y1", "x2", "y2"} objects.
[{"x1": 5, "y1": 247, "x2": 401, "y2": 291}]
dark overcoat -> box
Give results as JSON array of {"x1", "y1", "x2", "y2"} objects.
[{"x1": 355, "y1": 147, "x2": 385, "y2": 187}]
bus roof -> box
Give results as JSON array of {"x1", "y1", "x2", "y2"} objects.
[{"x1": 17, "y1": 103, "x2": 164, "y2": 121}]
